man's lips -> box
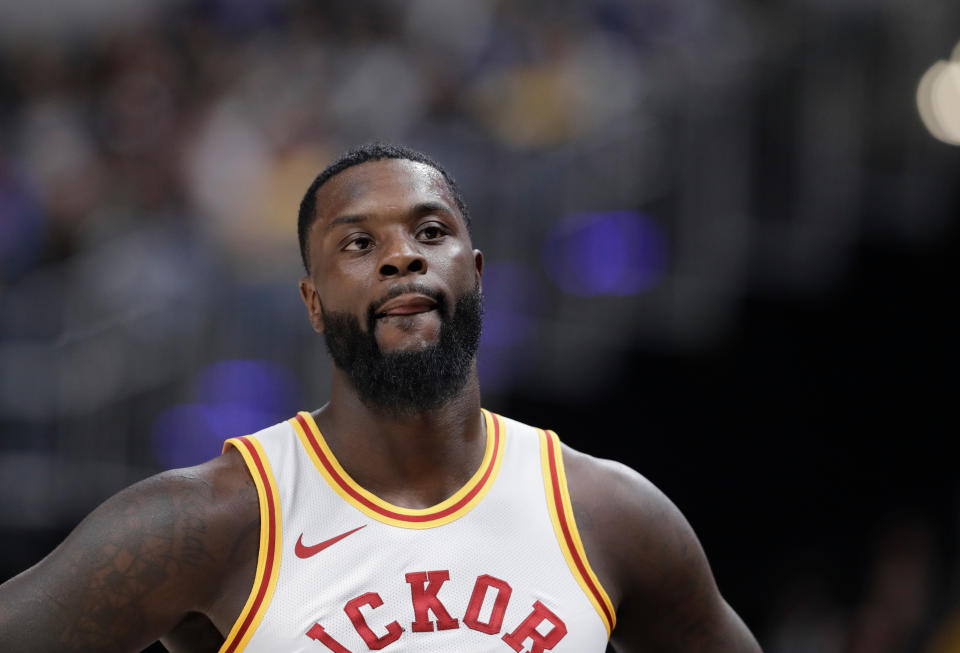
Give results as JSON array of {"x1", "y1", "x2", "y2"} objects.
[{"x1": 375, "y1": 294, "x2": 438, "y2": 317}]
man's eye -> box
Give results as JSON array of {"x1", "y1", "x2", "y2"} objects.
[
  {"x1": 344, "y1": 236, "x2": 373, "y2": 251},
  {"x1": 418, "y1": 225, "x2": 445, "y2": 240}
]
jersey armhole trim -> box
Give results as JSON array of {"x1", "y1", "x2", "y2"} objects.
[
  {"x1": 539, "y1": 429, "x2": 616, "y2": 636},
  {"x1": 218, "y1": 436, "x2": 283, "y2": 653}
]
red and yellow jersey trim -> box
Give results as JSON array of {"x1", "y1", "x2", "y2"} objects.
[
  {"x1": 291, "y1": 409, "x2": 504, "y2": 529},
  {"x1": 539, "y1": 429, "x2": 616, "y2": 636},
  {"x1": 218, "y1": 436, "x2": 283, "y2": 653}
]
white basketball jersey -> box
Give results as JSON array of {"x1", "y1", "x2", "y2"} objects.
[{"x1": 218, "y1": 409, "x2": 615, "y2": 653}]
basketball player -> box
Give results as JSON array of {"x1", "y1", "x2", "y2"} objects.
[{"x1": 0, "y1": 144, "x2": 761, "y2": 652}]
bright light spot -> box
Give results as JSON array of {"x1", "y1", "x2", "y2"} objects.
[
  {"x1": 477, "y1": 260, "x2": 542, "y2": 393},
  {"x1": 479, "y1": 261, "x2": 542, "y2": 348},
  {"x1": 193, "y1": 359, "x2": 300, "y2": 414},
  {"x1": 151, "y1": 359, "x2": 301, "y2": 468},
  {"x1": 917, "y1": 43, "x2": 960, "y2": 146},
  {"x1": 543, "y1": 211, "x2": 668, "y2": 296}
]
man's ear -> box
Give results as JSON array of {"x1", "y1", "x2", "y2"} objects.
[
  {"x1": 473, "y1": 249, "x2": 484, "y2": 290},
  {"x1": 299, "y1": 277, "x2": 325, "y2": 334}
]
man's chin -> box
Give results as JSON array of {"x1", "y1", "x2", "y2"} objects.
[{"x1": 323, "y1": 284, "x2": 482, "y2": 414}]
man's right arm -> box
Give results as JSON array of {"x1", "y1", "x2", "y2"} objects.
[{"x1": 0, "y1": 449, "x2": 260, "y2": 653}]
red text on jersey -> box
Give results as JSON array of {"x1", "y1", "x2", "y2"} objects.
[{"x1": 304, "y1": 570, "x2": 568, "y2": 652}]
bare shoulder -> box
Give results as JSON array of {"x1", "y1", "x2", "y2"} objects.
[
  {"x1": 560, "y1": 444, "x2": 671, "y2": 528},
  {"x1": 558, "y1": 444, "x2": 687, "y2": 600},
  {"x1": 559, "y1": 443, "x2": 762, "y2": 653},
  {"x1": 0, "y1": 449, "x2": 259, "y2": 653}
]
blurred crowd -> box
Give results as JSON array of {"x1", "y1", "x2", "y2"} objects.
[
  {"x1": 1, "y1": 1, "x2": 959, "y2": 651},
  {"x1": 767, "y1": 513, "x2": 960, "y2": 653},
  {"x1": 0, "y1": 0, "x2": 698, "y2": 286}
]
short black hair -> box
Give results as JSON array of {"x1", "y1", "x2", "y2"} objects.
[{"x1": 297, "y1": 143, "x2": 471, "y2": 273}]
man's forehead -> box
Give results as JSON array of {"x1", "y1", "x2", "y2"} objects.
[{"x1": 313, "y1": 159, "x2": 456, "y2": 225}]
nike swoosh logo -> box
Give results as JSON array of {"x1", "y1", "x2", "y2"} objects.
[{"x1": 295, "y1": 525, "x2": 366, "y2": 558}]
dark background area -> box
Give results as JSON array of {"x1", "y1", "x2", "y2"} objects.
[{"x1": 512, "y1": 218, "x2": 960, "y2": 643}]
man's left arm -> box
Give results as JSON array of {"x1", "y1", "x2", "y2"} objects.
[{"x1": 562, "y1": 447, "x2": 762, "y2": 653}]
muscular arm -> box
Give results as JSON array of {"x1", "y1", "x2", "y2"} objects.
[
  {"x1": 563, "y1": 447, "x2": 761, "y2": 653},
  {"x1": 0, "y1": 450, "x2": 259, "y2": 653}
]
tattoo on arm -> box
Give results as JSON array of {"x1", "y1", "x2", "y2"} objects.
[{"x1": 0, "y1": 459, "x2": 258, "y2": 653}]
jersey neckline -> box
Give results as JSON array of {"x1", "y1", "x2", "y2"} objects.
[{"x1": 290, "y1": 409, "x2": 505, "y2": 529}]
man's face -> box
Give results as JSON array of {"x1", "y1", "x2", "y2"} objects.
[{"x1": 299, "y1": 158, "x2": 484, "y2": 412}]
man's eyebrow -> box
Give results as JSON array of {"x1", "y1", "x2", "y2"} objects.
[
  {"x1": 326, "y1": 202, "x2": 454, "y2": 231},
  {"x1": 327, "y1": 214, "x2": 367, "y2": 230},
  {"x1": 411, "y1": 201, "x2": 454, "y2": 217}
]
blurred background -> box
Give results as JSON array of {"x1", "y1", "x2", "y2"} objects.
[{"x1": 1, "y1": 0, "x2": 959, "y2": 651}]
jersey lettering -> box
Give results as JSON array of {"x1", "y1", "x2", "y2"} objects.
[
  {"x1": 306, "y1": 623, "x2": 353, "y2": 653},
  {"x1": 502, "y1": 600, "x2": 568, "y2": 653},
  {"x1": 343, "y1": 592, "x2": 403, "y2": 650},
  {"x1": 404, "y1": 570, "x2": 459, "y2": 632},
  {"x1": 463, "y1": 574, "x2": 513, "y2": 634},
  {"x1": 305, "y1": 573, "x2": 571, "y2": 651}
]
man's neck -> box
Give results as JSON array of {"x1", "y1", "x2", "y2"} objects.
[{"x1": 311, "y1": 368, "x2": 486, "y2": 509}]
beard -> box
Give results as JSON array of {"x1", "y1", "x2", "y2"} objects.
[{"x1": 321, "y1": 282, "x2": 483, "y2": 415}]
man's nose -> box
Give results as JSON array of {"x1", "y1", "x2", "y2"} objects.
[{"x1": 378, "y1": 236, "x2": 427, "y2": 279}]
